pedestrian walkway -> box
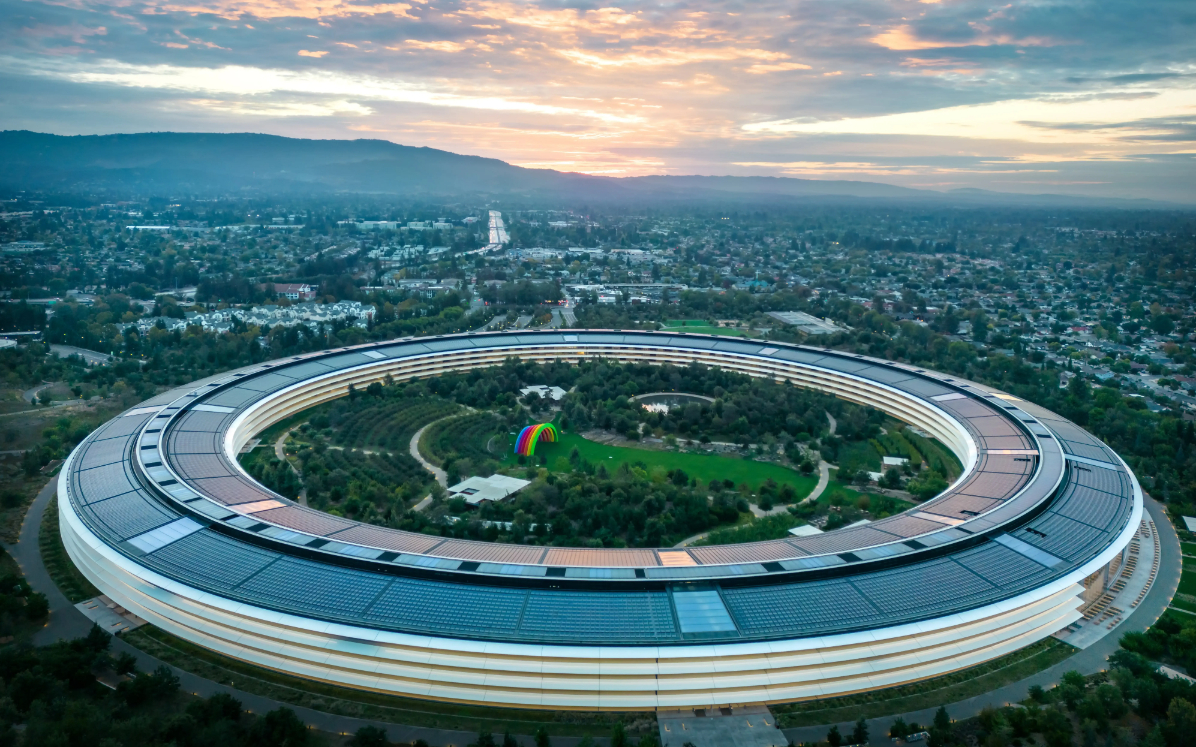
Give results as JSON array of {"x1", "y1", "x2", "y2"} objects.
[
  {"x1": 1056, "y1": 515, "x2": 1160, "y2": 649},
  {"x1": 409, "y1": 420, "x2": 449, "y2": 487}
]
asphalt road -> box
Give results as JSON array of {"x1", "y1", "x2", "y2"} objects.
[{"x1": 780, "y1": 494, "x2": 1182, "y2": 745}]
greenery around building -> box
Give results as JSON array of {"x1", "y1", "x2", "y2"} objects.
[
  {"x1": 256, "y1": 358, "x2": 954, "y2": 548},
  {"x1": 579, "y1": 290, "x2": 1196, "y2": 525}
]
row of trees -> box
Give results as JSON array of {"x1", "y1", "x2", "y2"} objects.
[
  {"x1": 0, "y1": 621, "x2": 366, "y2": 747},
  {"x1": 560, "y1": 360, "x2": 862, "y2": 446}
]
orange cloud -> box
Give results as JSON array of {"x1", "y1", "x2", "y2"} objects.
[
  {"x1": 872, "y1": 24, "x2": 1059, "y2": 50},
  {"x1": 298, "y1": 49, "x2": 327, "y2": 57},
  {"x1": 560, "y1": 47, "x2": 789, "y2": 69},
  {"x1": 401, "y1": 39, "x2": 468, "y2": 52},
  {"x1": 745, "y1": 62, "x2": 811, "y2": 74}
]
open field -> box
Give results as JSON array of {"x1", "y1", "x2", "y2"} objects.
[
  {"x1": 658, "y1": 324, "x2": 759, "y2": 338},
  {"x1": 1178, "y1": 568, "x2": 1196, "y2": 596},
  {"x1": 543, "y1": 432, "x2": 818, "y2": 496}
]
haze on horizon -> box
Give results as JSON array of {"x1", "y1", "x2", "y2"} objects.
[{"x1": 1, "y1": 0, "x2": 1194, "y2": 202}]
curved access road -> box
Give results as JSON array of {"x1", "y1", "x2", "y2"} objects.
[
  {"x1": 779, "y1": 493, "x2": 1181, "y2": 745},
  {"x1": 11, "y1": 475, "x2": 611, "y2": 747}
]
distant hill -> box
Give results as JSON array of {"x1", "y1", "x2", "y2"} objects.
[{"x1": 0, "y1": 131, "x2": 1176, "y2": 208}]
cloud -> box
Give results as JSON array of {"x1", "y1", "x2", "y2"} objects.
[
  {"x1": 183, "y1": 97, "x2": 372, "y2": 116},
  {"x1": 745, "y1": 62, "x2": 811, "y2": 74},
  {"x1": 401, "y1": 39, "x2": 468, "y2": 52},
  {"x1": 146, "y1": 0, "x2": 416, "y2": 21},
  {"x1": 558, "y1": 47, "x2": 789, "y2": 69},
  {"x1": 743, "y1": 88, "x2": 1196, "y2": 145},
  {"x1": 3, "y1": 0, "x2": 1196, "y2": 200},
  {"x1": 871, "y1": 24, "x2": 1059, "y2": 51},
  {"x1": 7, "y1": 56, "x2": 644, "y2": 123},
  {"x1": 1065, "y1": 72, "x2": 1191, "y2": 85}
]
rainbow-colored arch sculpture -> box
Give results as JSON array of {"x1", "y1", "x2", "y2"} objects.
[{"x1": 515, "y1": 423, "x2": 558, "y2": 456}]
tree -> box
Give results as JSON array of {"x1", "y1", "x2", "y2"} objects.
[
  {"x1": 610, "y1": 722, "x2": 627, "y2": 747},
  {"x1": 1151, "y1": 313, "x2": 1174, "y2": 336},
  {"x1": 928, "y1": 707, "x2": 953, "y2": 747},
  {"x1": 25, "y1": 591, "x2": 49, "y2": 620},
  {"x1": 349, "y1": 725, "x2": 389, "y2": 747},
  {"x1": 249, "y1": 707, "x2": 310, "y2": 747},
  {"x1": 534, "y1": 726, "x2": 551, "y2": 747},
  {"x1": 827, "y1": 725, "x2": 843, "y2": 747},
  {"x1": 502, "y1": 732, "x2": 518, "y2": 747},
  {"x1": 851, "y1": 718, "x2": 868, "y2": 745},
  {"x1": 890, "y1": 718, "x2": 909, "y2": 740},
  {"x1": 1166, "y1": 698, "x2": 1196, "y2": 745},
  {"x1": 115, "y1": 651, "x2": 137, "y2": 675}
]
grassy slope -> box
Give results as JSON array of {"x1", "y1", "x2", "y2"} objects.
[
  {"x1": 39, "y1": 497, "x2": 100, "y2": 603},
  {"x1": 123, "y1": 626, "x2": 653, "y2": 738},
  {"x1": 543, "y1": 432, "x2": 818, "y2": 497},
  {"x1": 773, "y1": 638, "x2": 1077, "y2": 727}
]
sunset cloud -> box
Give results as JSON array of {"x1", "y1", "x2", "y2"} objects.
[{"x1": 1, "y1": 0, "x2": 1193, "y2": 200}]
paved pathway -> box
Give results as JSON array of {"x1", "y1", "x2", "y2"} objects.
[
  {"x1": 22, "y1": 382, "x2": 51, "y2": 404},
  {"x1": 3, "y1": 475, "x2": 95, "y2": 644},
  {"x1": 273, "y1": 426, "x2": 307, "y2": 506},
  {"x1": 801, "y1": 461, "x2": 833, "y2": 505},
  {"x1": 409, "y1": 421, "x2": 449, "y2": 488},
  {"x1": 50, "y1": 344, "x2": 113, "y2": 366},
  {"x1": 779, "y1": 494, "x2": 1181, "y2": 745}
]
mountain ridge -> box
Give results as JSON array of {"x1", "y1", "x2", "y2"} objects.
[{"x1": 0, "y1": 130, "x2": 1179, "y2": 208}]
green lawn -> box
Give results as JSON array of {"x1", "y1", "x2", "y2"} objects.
[
  {"x1": 773, "y1": 638, "x2": 1076, "y2": 727},
  {"x1": 542, "y1": 432, "x2": 818, "y2": 497},
  {"x1": 1182, "y1": 542, "x2": 1196, "y2": 557},
  {"x1": 1178, "y1": 569, "x2": 1196, "y2": 596},
  {"x1": 659, "y1": 325, "x2": 759, "y2": 338},
  {"x1": 1171, "y1": 598, "x2": 1196, "y2": 615}
]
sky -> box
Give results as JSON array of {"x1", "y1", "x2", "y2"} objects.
[{"x1": 2, "y1": 0, "x2": 1195, "y2": 201}]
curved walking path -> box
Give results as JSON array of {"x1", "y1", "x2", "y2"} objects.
[
  {"x1": 801, "y1": 461, "x2": 833, "y2": 505},
  {"x1": 780, "y1": 493, "x2": 1181, "y2": 744},
  {"x1": 409, "y1": 421, "x2": 449, "y2": 488},
  {"x1": 273, "y1": 427, "x2": 308, "y2": 506},
  {"x1": 4, "y1": 475, "x2": 95, "y2": 645}
]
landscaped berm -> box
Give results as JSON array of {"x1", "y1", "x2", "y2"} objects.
[{"x1": 58, "y1": 331, "x2": 1139, "y2": 712}]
